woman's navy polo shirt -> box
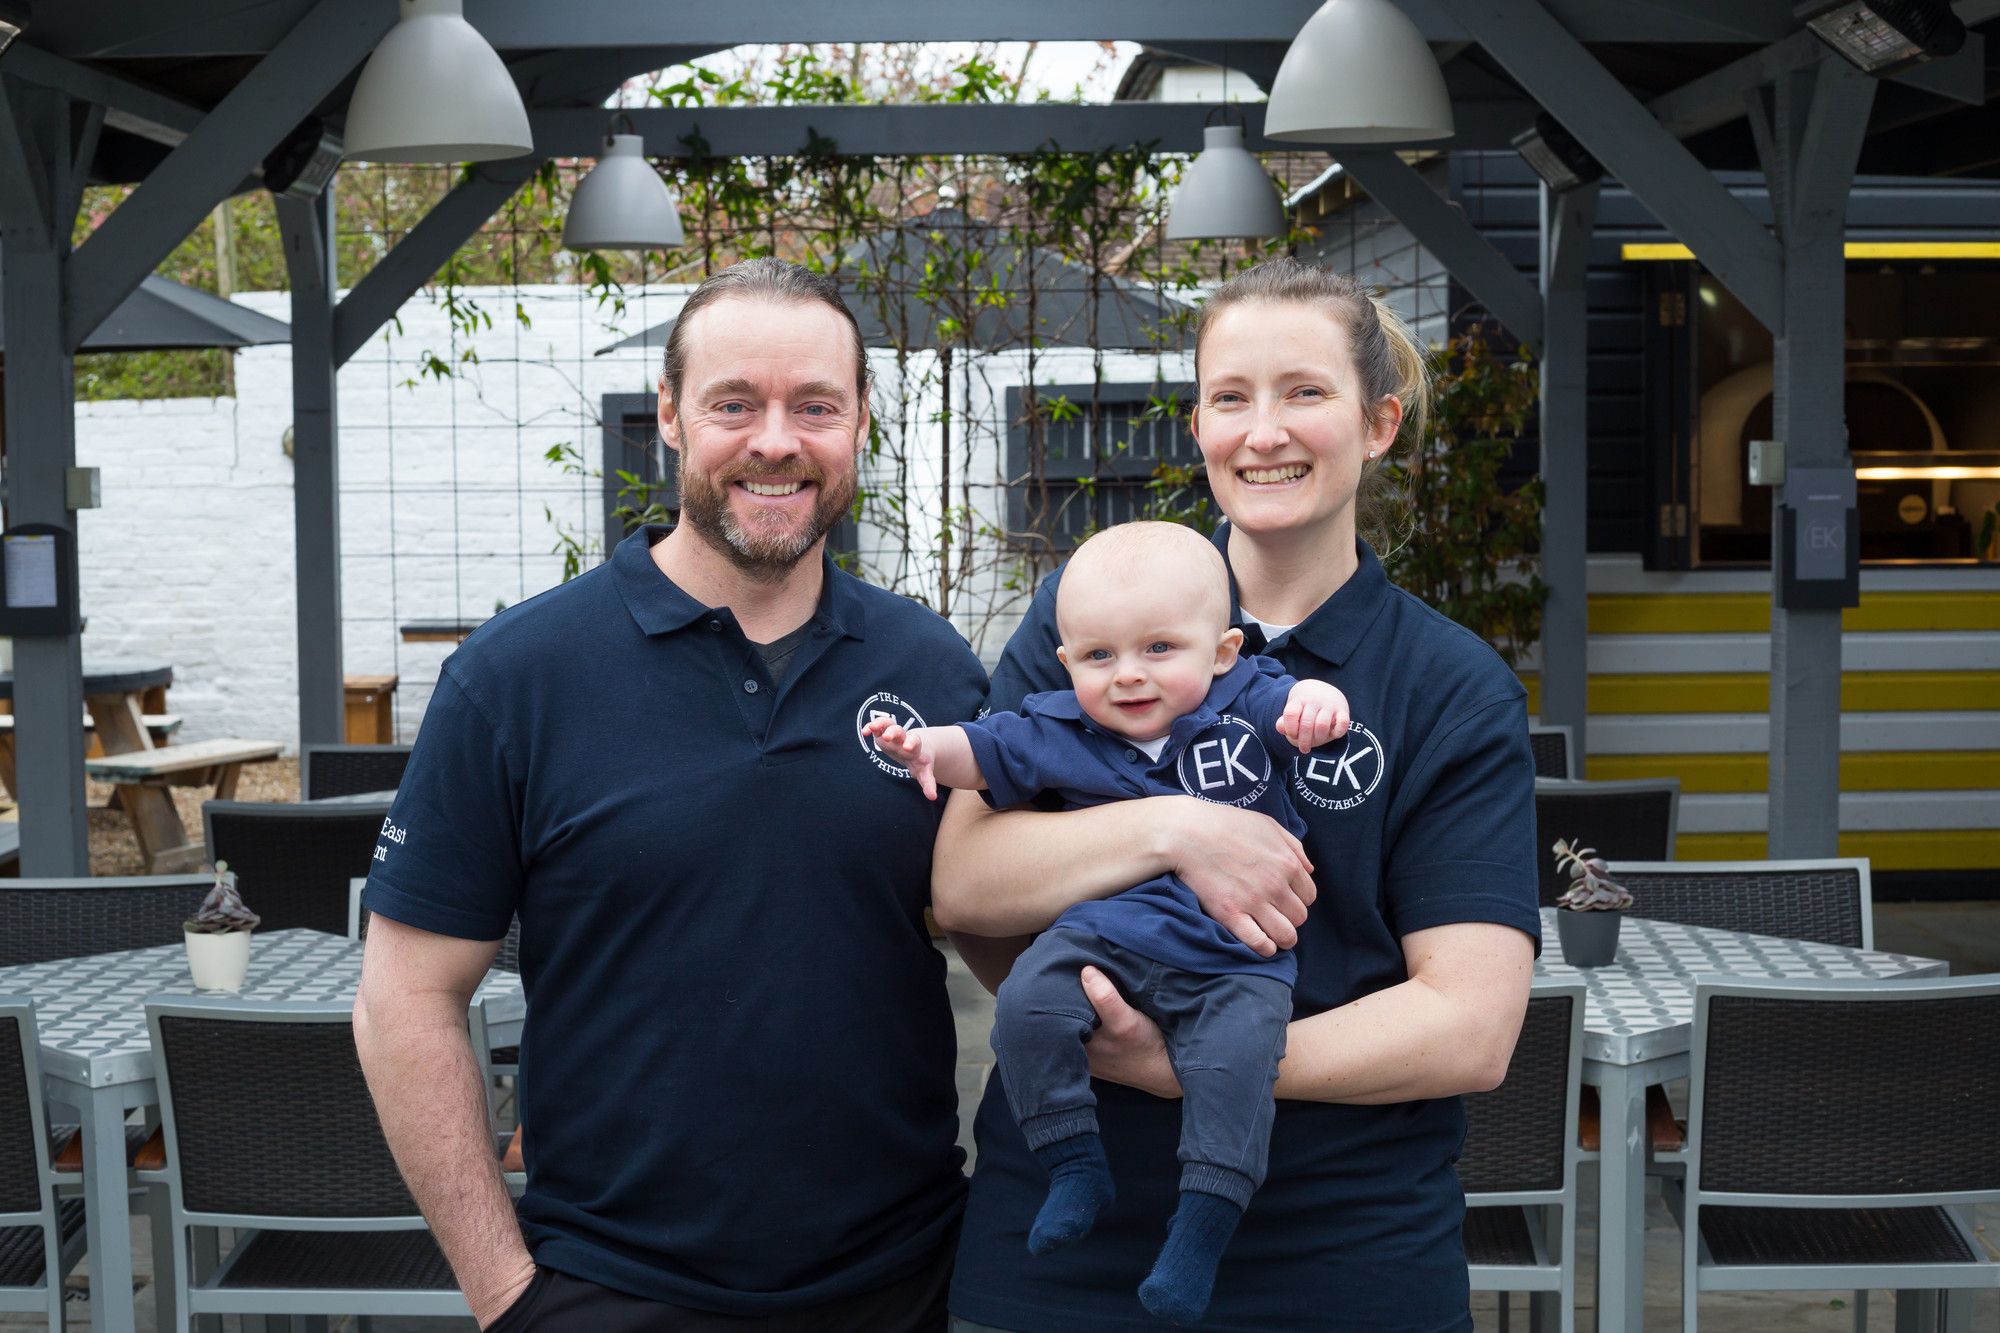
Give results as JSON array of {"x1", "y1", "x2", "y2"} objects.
[
  {"x1": 365, "y1": 526, "x2": 989, "y2": 1315},
  {"x1": 950, "y1": 532, "x2": 1541, "y2": 1333}
]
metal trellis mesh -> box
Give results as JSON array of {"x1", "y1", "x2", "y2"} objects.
[
  {"x1": 0, "y1": 882, "x2": 210, "y2": 968},
  {"x1": 1699, "y1": 994, "x2": 2000, "y2": 1196},
  {"x1": 158, "y1": 1015, "x2": 418, "y2": 1218},
  {"x1": 1457, "y1": 994, "x2": 1572, "y2": 1195},
  {"x1": 207, "y1": 809, "x2": 385, "y2": 935},
  {"x1": 1623, "y1": 867, "x2": 1865, "y2": 949}
]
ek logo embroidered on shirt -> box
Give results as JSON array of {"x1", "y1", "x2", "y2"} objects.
[
  {"x1": 1174, "y1": 715, "x2": 1272, "y2": 807},
  {"x1": 856, "y1": 691, "x2": 928, "y2": 778},
  {"x1": 1290, "y1": 720, "x2": 1386, "y2": 811}
]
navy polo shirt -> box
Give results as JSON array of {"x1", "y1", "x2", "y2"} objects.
[
  {"x1": 365, "y1": 526, "x2": 988, "y2": 1315},
  {"x1": 963, "y1": 655, "x2": 1305, "y2": 982},
  {"x1": 950, "y1": 531, "x2": 1541, "y2": 1333}
]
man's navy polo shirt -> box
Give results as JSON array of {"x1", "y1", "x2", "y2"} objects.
[
  {"x1": 950, "y1": 531, "x2": 1541, "y2": 1333},
  {"x1": 962, "y1": 655, "x2": 1305, "y2": 982},
  {"x1": 365, "y1": 526, "x2": 988, "y2": 1315}
]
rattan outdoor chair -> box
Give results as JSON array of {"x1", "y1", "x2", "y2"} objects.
[
  {"x1": 146, "y1": 995, "x2": 492, "y2": 1326},
  {"x1": 1607, "y1": 859, "x2": 1873, "y2": 951},
  {"x1": 1527, "y1": 725, "x2": 1575, "y2": 781},
  {"x1": 1665, "y1": 975, "x2": 2000, "y2": 1333},
  {"x1": 1533, "y1": 779, "x2": 1679, "y2": 906},
  {"x1": 0, "y1": 874, "x2": 212, "y2": 968},
  {"x1": 300, "y1": 744, "x2": 412, "y2": 802},
  {"x1": 0, "y1": 998, "x2": 87, "y2": 1328},
  {"x1": 201, "y1": 801, "x2": 391, "y2": 936},
  {"x1": 1458, "y1": 982, "x2": 1585, "y2": 1333}
]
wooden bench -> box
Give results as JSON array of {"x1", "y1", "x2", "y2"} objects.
[
  {"x1": 0, "y1": 713, "x2": 182, "y2": 800},
  {"x1": 85, "y1": 739, "x2": 284, "y2": 874}
]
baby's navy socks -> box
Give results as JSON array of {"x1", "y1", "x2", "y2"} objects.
[
  {"x1": 1027, "y1": 1133, "x2": 1115, "y2": 1256},
  {"x1": 1137, "y1": 1189, "x2": 1244, "y2": 1325}
]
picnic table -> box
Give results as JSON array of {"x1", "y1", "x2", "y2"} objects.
[
  {"x1": 1534, "y1": 909, "x2": 1947, "y2": 1333},
  {"x1": 0, "y1": 660, "x2": 176, "y2": 797},
  {"x1": 85, "y1": 738, "x2": 283, "y2": 873},
  {"x1": 0, "y1": 928, "x2": 522, "y2": 1333}
]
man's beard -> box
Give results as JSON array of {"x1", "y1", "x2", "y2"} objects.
[{"x1": 677, "y1": 449, "x2": 859, "y2": 582}]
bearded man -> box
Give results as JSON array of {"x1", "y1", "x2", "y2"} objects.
[{"x1": 356, "y1": 259, "x2": 989, "y2": 1333}]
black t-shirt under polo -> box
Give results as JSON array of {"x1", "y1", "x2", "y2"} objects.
[
  {"x1": 950, "y1": 533, "x2": 1542, "y2": 1333},
  {"x1": 366, "y1": 526, "x2": 989, "y2": 1315}
]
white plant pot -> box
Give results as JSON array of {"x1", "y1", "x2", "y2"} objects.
[{"x1": 184, "y1": 929, "x2": 252, "y2": 991}]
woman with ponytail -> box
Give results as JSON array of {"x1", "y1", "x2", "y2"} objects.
[{"x1": 938, "y1": 259, "x2": 1540, "y2": 1333}]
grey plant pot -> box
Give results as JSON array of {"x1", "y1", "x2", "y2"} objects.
[{"x1": 1556, "y1": 907, "x2": 1623, "y2": 968}]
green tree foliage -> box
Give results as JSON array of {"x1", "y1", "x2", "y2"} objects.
[{"x1": 1380, "y1": 329, "x2": 1547, "y2": 667}]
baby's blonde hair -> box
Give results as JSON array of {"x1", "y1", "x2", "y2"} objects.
[{"x1": 1056, "y1": 522, "x2": 1232, "y2": 640}]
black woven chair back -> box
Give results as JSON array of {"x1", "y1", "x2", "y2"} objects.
[
  {"x1": 156, "y1": 1012, "x2": 417, "y2": 1218},
  {"x1": 303, "y1": 746, "x2": 412, "y2": 802},
  {"x1": 1699, "y1": 991, "x2": 2000, "y2": 1196},
  {"x1": 0, "y1": 878, "x2": 210, "y2": 967},
  {"x1": 1528, "y1": 729, "x2": 1570, "y2": 780},
  {"x1": 205, "y1": 805, "x2": 387, "y2": 935},
  {"x1": 0, "y1": 1016, "x2": 43, "y2": 1214},
  {"x1": 1457, "y1": 994, "x2": 1573, "y2": 1194},
  {"x1": 1534, "y1": 788, "x2": 1674, "y2": 905},
  {"x1": 1623, "y1": 865, "x2": 1864, "y2": 949},
  {"x1": 495, "y1": 916, "x2": 521, "y2": 972}
]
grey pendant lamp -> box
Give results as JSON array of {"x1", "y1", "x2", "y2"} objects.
[
  {"x1": 1165, "y1": 123, "x2": 1286, "y2": 240},
  {"x1": 1264, "y1": 0, "x2": 1454, "y2": 143},
  {"x1": 562, "y1": 120, "x2": 685, "y2": 250},
  {"x1": 344, "y1": 0, "x2": 533, "y2": 163}
]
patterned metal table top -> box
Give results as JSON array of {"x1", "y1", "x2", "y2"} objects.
[
  {"x1": 0, "y1": 929, "x2": 523, "y2": 1089},
  {"x1": 1533, "y1": 909, "x2": 1948, "y2": 1065}
]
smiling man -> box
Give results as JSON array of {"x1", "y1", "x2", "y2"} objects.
[{"x1": 355, "y1": 259, "x2": 989, "y2": 1333}]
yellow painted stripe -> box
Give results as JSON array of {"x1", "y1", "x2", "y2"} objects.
[
  {"x1": 1677, "y1": 829, "x2": 2000, "y2": 870},
  {"x1": 1585, "y1": 591, "x2": 2000, "y2": 635},
  {"x1": 1624, "y1": 242, "x2": 2000, "y2": 262},
  {"x1": 1522, "y1": 674, "x2": 1540, "y2": 716},
  {"x1": 1567, "y1": 671, "x2": 2000, "y2": 713},
  {"x1": 1586, "y1": 751, "x2": 2000, "y2": 792}
]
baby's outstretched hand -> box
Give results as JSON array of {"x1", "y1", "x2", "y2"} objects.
[
  {"x1": 1277, "y1": 679, "x2": 1351, "y2": 754},
  {"x1": 861, "y1": 718, "x2": 940, "y2": 800}
]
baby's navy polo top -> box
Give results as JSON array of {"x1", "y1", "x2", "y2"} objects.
[
  {"x1": 950, "y1": 531, "x2": 1542, "y2": 1333},
  {"x1": 366, "y1": 526, "x2": 989, "y2": 1315},
  {"x1": 962, "y1": 655, "x2": 1307, "y2": 983}
]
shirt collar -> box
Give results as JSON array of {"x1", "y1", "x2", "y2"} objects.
[
  {"x1": 611, "y1": 525, "x2": 867, "y2": 641},
  {"x1": 1210, "y1": 522, "x2": 1391, "y2": 668}
]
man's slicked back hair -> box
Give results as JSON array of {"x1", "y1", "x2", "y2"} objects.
[{"x1": 661, "y1": 257, "x2": 872, "y2": 407}]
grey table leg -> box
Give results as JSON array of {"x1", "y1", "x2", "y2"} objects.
[
  {"x1": 1594, "y1": 1065, "x2": 1648, "y2": 1333},
  {"x1": 80, "y1": 1085, "x2": 138, "y2": 1333}
]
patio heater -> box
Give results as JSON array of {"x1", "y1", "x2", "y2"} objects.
[
  {"x1": 1263, "y1": 0, "x2": 1454, "y2": 143},
  {"x1": 1512, "y1": 114, "x2": 1604, "y2": 193},
  {"x1": 1165, "y1": 118, "x2": 1286, "y2": 241},
  {"x1": 342, "y1": 0, "x2": 532, "y2": 162},
  {"x1": 562, "y1": 117, "x2": 686, "y2": 251},
  {"x1": 1795, "y1": 0, "x2": 1966, "y2": 75}
]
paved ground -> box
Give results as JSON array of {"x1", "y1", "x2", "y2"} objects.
[{"x1": 29, "y1": 901, "x2": 2000, "y2": 1331}]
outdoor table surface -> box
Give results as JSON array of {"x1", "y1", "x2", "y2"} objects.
[
  {"x1": 1534, "y1": 908, "x2": 1947, "y2": 1333},
  {"x1": 0, "y1": 661, "x2": 172, "y2": 699},
  {"x1": 0, "y1": 929, "x2": 521, "y2": 1333}
]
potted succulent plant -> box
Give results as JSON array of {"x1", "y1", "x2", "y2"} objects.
[
  {"x1": 1551, "y1": 838, "x2": 1633, "y2": 968},
  {"x1": 183, "y1": 862, "x2": 260, "y2": 991}
]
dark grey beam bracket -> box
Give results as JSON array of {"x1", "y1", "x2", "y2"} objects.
[
  {"x1": 0, "y1": 40, "x2": 206, "y2": 142},
  {"x1": 1536, "y1": 179, "x2": 1599, "y2": 754},
  {"x1": 1436, "y1": 0, "x2": 1785, "y2": 333},
  {"x1": 63, "y1": 0, "x2": 393, "y2": 351},
  {"x1": 1336, "y1": 150, "x2": 1543, "y2": 351}
]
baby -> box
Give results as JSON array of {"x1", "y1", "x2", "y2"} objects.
[{"x1": 865, "y1": 522, "x2": 1348, "y2": 1325}]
